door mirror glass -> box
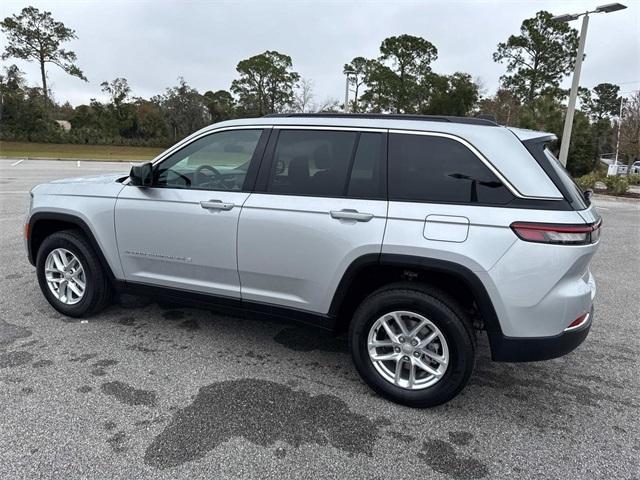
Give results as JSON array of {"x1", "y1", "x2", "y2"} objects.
[{"x1": 129, "y1": 162, "x2": 153, "y2": 187}]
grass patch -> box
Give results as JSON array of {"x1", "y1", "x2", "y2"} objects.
[{"x1": 0, "y1": 141, "x2": 164, "y2": 161}]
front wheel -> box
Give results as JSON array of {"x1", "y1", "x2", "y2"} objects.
[
  {"x1": 349, "y1": 283, "x2": 475, "y2": 407},
  {"x1": 36, "y1": 229, "x2": 112, "y2": 317}
]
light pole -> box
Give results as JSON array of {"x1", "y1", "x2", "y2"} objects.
[
  {"x1": 614, "y1": 96, "x2": 628, "y2": 165},
  {"x1": 553, "y1": 3, "x2": 627, "y2": 167},
  {"x1": 344, "y1": 68, "x2": 355, "y2": 113}
]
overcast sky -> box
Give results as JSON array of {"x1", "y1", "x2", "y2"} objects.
[{"x1": 1, "y1": 0, "x2": 639, "y2": 106}]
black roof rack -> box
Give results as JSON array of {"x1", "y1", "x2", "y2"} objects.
[{"x1": 263, "y1": 112, "x2": 498, "y2": 126}]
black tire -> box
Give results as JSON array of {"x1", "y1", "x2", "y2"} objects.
[
  {"x1": 36, "y1": 229, "x2": 112, "y2": 317},
  {"x1": 349, "y1": 282, "x2": 475, "y2": 407}
]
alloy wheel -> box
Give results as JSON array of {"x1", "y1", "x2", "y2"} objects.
[
  {"x1": 44, "y1": 248, "x2": 86, "y2": 305},
  {"x1": 367, "y1": 311, "x2": 449, "y2": 390}
]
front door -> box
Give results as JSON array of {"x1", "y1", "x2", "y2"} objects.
[{"x1": 115, "y1": 127, "x2": 268, "y2": 297}]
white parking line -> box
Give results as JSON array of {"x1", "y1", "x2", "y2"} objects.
[
  {"x1": 77, "y1": 160, "x2": 81, "y2": 167},
  {"x1": 10, "y1": 159, "x2": 24, "y2": 167}
]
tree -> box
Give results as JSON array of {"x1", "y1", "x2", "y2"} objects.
[
  {"x1": 477, "y1": 89, "x2": 522, "y2": 126},
  {"x1": 378, "y1": 34, "x2": 438, "y2": 113},
  {"x1": 343, "y1": 57, "x2": 371, "y2": 112},
  {"x1": 231, "y1": 50, "x2": 299, "y2": 116},
  {"x1": 352, "y1": 35, "x2": 439, "y2": 113},
  {"x1": 422, "y1": 72, "x2": 479, "y2": 116},
  {"x1": 619, "y1": 91, "x2": 640, "y2": 163},
  {"x1": 203, "y1": 89, "x2": 235, "y2": 123},
  {"x1": 493, "y1": 11, "x2": 578, "y2": 104},
  {"x1": 0, "y1": 6, "x2": 87, "y2": 106},
  {"x1": 291, "y1": 77, "x2": 315, "y2": 113},
  {"x1": 101, "y1": 78, "x2": 131, "y2": 109},
  {"x1": 566, "y1": 111, "x2": 595, "y2": 176},
  {"x1": 154, "y1": 77, "x2": 209, "y2": 140},
  {"x1": 580, "y1": 83, "x2": 621, "y2": 121},
  {"x1": 359, "y1": 60, "x2": 397, "y2": 113}
]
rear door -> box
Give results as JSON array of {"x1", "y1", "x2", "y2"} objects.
[
  {"x1": 237, "y1": 127, "x2": 387, "y2": 314},
  {"x1": 382, "y1": 131, "x2": 520, "y2": 273},
  {"x1": 115, "y1": 127, "x2": 268, "y2": 297}
]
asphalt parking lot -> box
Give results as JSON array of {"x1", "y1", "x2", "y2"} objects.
[{"x1": 0, "y1": 158, "x2": 638, "y2": 480}]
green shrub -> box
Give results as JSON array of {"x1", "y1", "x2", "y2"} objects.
[
  {"x1": 628, "y1": 174, "x2": 640, "y2": 186},
  {"x1": 575, "y1": 172, "x2": 602, "y2": 191},
  {"x1": 603, "y1": 175, "x2": 629, "y2": 195}
]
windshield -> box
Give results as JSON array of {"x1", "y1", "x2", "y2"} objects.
[{"x1": 543, "y1": 147, "x2": 589, "y2": 209}]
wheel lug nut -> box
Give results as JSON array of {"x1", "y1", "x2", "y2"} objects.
[
  {"x1": 413, "y1": 351, "x2": 420, "y2": 358},
  {"x1": 398, "y1": 336, "x2": 405, "y2": 343},
  {"x1": 403, "y1": 356, "x2": 410, "y2": 361},
  {"x1": 394, "y1": 347, "x2": 401, "y2": 353},
  {"x1": 411, "y1": 339, "x2": 418, "y2": 346}
]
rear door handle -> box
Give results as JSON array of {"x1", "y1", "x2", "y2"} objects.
[
  {"x1": 200, "y1": 200, "x2": 235, "y2": 210},
  {"x1": 330, "y1": 209, "x2": 374, "y2": 222}
]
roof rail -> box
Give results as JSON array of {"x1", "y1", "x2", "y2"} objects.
[{"x1": 263, "y1": 112, "x2": 498, "y2": 126}]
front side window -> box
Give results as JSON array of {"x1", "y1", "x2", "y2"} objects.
[
  {"x1": 154, "y1": 129, "x2": 262, "y2": 191},
  {"x1": 388, "y1": 133, "x2": 513, "y2": 204},
  {"x1": 266, "y1": 129, "x2": 384, "y2": 198}
]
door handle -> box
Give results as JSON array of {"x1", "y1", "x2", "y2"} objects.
[
  {"x1": 330, "y1": 209, "x2": 374, "y2": 222},
  {"x1": 200, "y1": 200, "x2": 235, "y2": 210}
]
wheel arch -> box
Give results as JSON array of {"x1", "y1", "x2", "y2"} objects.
[
  {"x1": 329, "y1": 253, "x2": 504, "y2": 338},
  {"x1": 28, "y1": 212, "x2": 117, "y2": 282}
]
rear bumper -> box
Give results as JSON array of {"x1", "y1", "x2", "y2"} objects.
[{"x1": 489, "y1": 306, "x2": 593, "y2": 362}]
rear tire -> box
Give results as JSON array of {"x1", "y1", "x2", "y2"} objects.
[
  {"x1": 36, "y1": 229, "x2": 112, "y2": 317},
  {"x1": 349, "y1": 283, "x2": 475, "y2": 407}
]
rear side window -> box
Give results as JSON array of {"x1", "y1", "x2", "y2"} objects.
[
  {"x1": 266, "y1": 130, "x2": 384, "y2": 198},
  {"x1": 388, "y1": 133, "x2": 514, "y2": 204},
  {"x1": 543, "y1": 147, "x2": 588, "y2": 209}
]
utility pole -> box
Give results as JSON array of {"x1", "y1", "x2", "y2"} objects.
[
  {"x1": 558, "y1": 13, "x2": 589, "y2": 167},
  {"x1": 614, "y1": 96, "x2": 626, "y2": 165},
  {"x1": 553, "y1": 3, "x2": 628, "y2": 167}
]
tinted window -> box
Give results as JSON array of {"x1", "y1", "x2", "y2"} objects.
[
  {"x1": 155, "y1": 129, "x2": 262, "y2": 191},
  {"x1": 388, "y1": 133, "x2": 513, "y2": 204},
  {"x1": 543, "y1": 147, "x2": 588, "y2": 208},
  {"x1": 267, "y1": 130, "x2": 383, "y2": 198},
  {"x1": 348, "y1": 132, "x2": 385, "y2": 198}
]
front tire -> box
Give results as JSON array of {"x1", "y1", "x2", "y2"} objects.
[
  {"x1": 349, "y1": 283, "x2": 475, "y2": 407},
  {"x1": 36, "y1": 229, "x2": 112, "y2": 317}
]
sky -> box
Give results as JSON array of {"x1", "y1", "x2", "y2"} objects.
[{"x1": 1, "y1": 0, "x2": 639, "y2": 106}]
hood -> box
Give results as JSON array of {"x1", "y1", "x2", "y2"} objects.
[{"x1": 48, "y1": 173, "x2": 128, "y2": 185}]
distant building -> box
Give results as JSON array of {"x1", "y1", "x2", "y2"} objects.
[{"x1": 55, "y1": 120, "x2": 72, "y2": 132}]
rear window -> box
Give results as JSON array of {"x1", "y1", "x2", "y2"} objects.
[{"x1": 543, "y1": 147, "x2": 588, "y2": 209}]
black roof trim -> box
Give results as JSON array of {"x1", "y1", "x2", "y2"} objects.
[{"x1": 263, "y1": 113, "x2": 498, "y2": 126}]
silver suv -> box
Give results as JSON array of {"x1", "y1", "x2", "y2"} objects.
[{"x1": 25, "y1": 114, "x2": 601, "y2": 407}]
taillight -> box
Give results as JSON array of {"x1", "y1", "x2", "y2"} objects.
[
  {"x1": 24, "y1": 223, "x2": 30, "y2": 240},
  {"x1": 510, "y1": 219, "x2": 601, "y2": 245}
]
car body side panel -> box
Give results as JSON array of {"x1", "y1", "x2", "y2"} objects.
[
  {"x1": 383, "y1": 201, "x2": 598, "y2": 337},
  {"x1": 114, "y1": 185, "x2": 250, "y2": 297},
  {"x1": 238, "y1": 194, "x2": 387, "y2": 313},
  {"x1": 29, "y1": 179, "x2": 127, "y2": 279}
]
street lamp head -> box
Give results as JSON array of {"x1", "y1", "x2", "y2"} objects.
[
  {"x1": 595, "y1": 3, "x2": 627, "y2": 13},
  {"x1": 552, "y1": 13, "x2": 581, "y2": 22}
]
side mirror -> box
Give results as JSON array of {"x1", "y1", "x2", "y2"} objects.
[{"x1": 129, "y1": 162, "x2": 153, "y2": 187}]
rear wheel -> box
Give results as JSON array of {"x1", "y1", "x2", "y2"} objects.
[
  {"x1": 36, "y1": 230, "x2": 112, "y2": 317},
  {"x1": 349, "y1": 283, "x2": 475, "y2": 407}
]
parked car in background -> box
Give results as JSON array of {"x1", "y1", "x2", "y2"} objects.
[{"x1": 24, "y1": 113, "x2": 601, "y2": 407}]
